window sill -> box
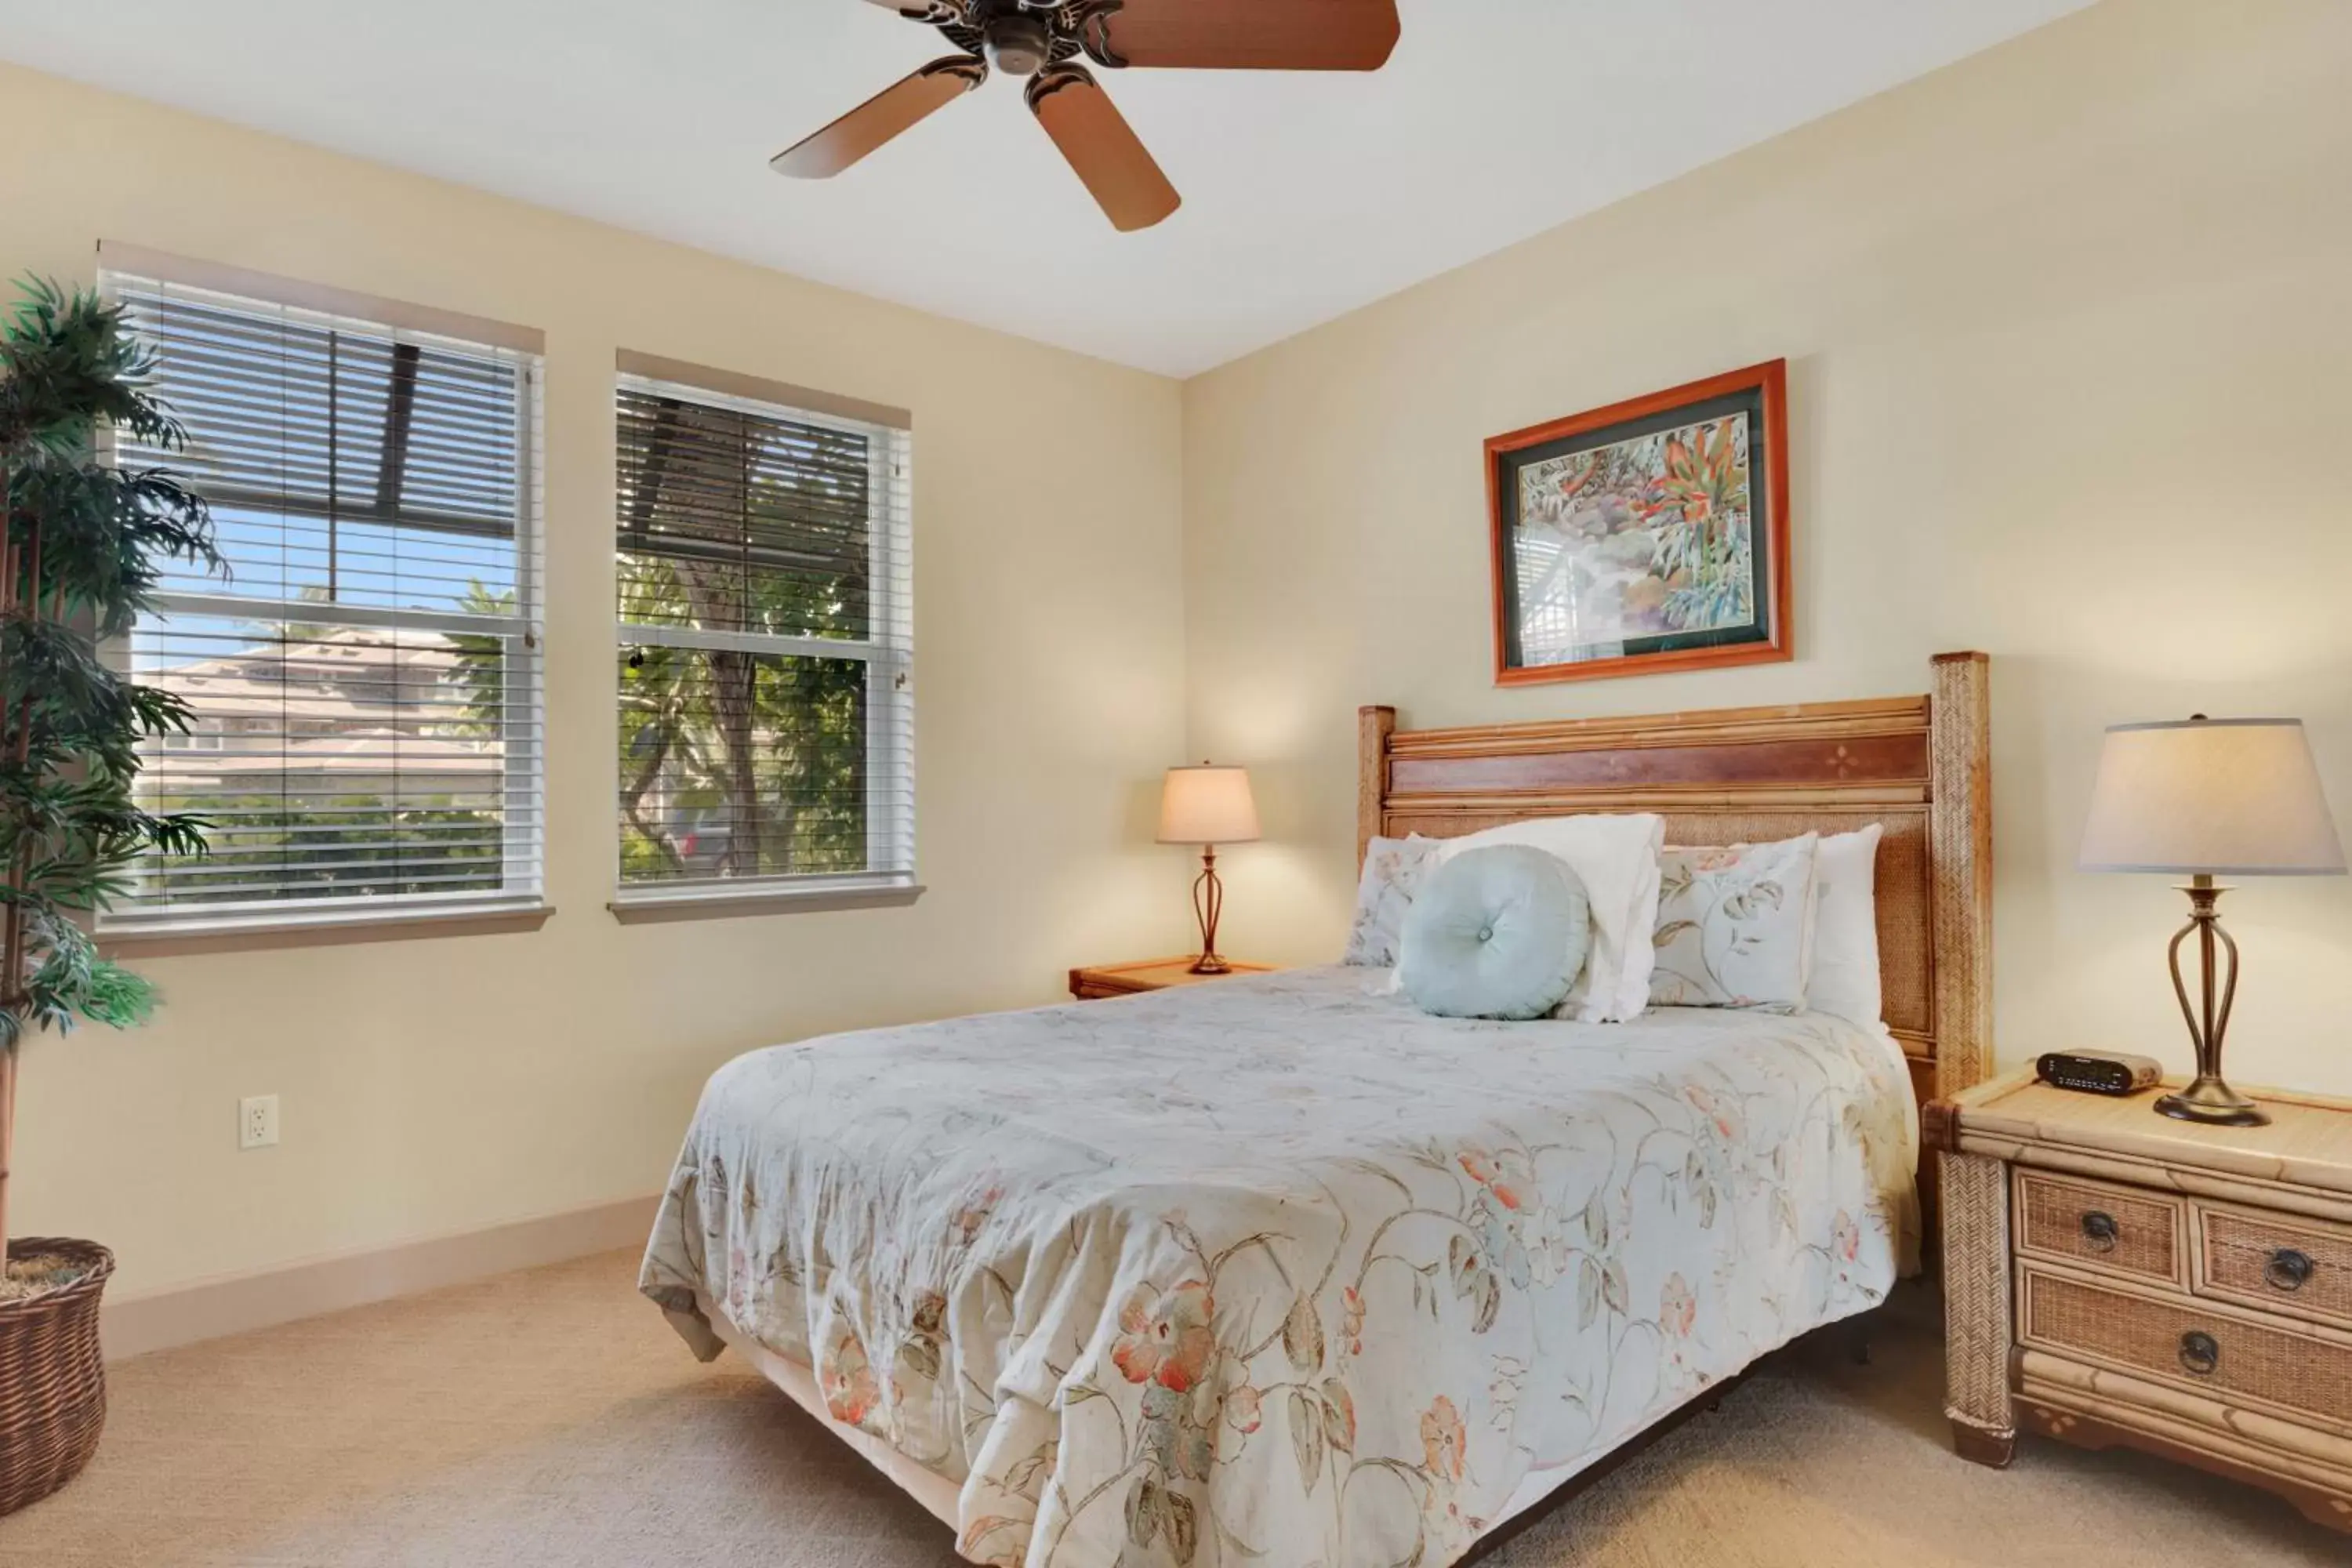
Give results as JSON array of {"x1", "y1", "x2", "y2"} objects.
[
  {"x1": 608, "y1": 880, "x2": 926, "y2": 924},
  {"x1": 98, "y1": 901, "x2": 554, "y2": 958}
]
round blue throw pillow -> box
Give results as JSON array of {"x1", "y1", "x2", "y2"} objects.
[{"x1": 1399, "y1": 846, "x2": 1592, "y2": 1021}]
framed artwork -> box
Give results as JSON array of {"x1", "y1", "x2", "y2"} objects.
[{"x1": 1487, "y1": 359, "x2": 1790, "y2": 685}]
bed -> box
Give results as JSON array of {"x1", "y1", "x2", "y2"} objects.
[{"x1": 639, "y1": 652, "x2": 1994, "y2": 1568}]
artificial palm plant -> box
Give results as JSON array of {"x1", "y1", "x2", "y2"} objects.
[{"x1": 0, "y1": 278, "x2": 214, "y2": 1513}]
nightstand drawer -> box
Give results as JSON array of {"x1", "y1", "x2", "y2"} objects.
[
  {"x1": 2013, "y1": 1170, "x2": 2186, "y2": 1287},
  {"x1": 2019, "y1": 1266, "x2": 2352, "y2": 1437},
  {"x1": 2195, "y1": 1204, "x2": 2352, "y2": 1330}
]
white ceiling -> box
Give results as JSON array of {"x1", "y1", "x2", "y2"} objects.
[{"x1": 0, "y1": 0, "x2": 2090, "y2": 376}]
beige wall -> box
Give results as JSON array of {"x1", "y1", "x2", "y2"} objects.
[
  {"x1": 0, "y1": 63, "x2": 1192, "y2": 1298},
  {"x1": 1182, "y1": 0, "x2": 2352, "y2": 1096},
  {"x1": 13, "y1": 0, "x2": 2352, "y2": 1308}
]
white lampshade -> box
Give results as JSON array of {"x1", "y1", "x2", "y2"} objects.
[
  {"x1": 2079, "y1": 717, "x2": 2346, "y2": 876},
  {"x1": 1156, "y1": 764, "x2": 1261, "y2": 846}
]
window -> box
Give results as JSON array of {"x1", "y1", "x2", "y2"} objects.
[
  {"x1": 613, "y1": 367, "x2": 913, "y2": 906},
  {"x1": 101, "y1": 272, "x2": 543, "y2": 934}
]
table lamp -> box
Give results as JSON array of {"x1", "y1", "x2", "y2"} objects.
[
  {"x1": 1157, "y1": 764, "x2": 1260, "y2": 975},
  {"x1": 2078, "y1": 716, "x2": 2345, "y2": 1126}
]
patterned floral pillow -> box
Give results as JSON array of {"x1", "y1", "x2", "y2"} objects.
[
  {"x1": 1647, "y1": 833, "x2": 1820, "y2": 1011},
  {"x1": 1342, "y1": 834, "x2": 1440, "y2": 966}
]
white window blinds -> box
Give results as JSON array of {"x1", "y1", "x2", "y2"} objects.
[
  {"x1": 614, "y1": 372, "x2": 913, "y2": 900},
  {"x1": 100, "y1": 274, "x2": 544, "y2": 931}
]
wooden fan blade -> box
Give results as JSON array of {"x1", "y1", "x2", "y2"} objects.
[
  {"x1": 771, "y1": 56, "x2": 985, "y2": 179},
  {"x1": 1027, "y1": 67, "x2": 1181, "y2": 233},
  {"x1": 1086, "y1": 0, "x2": 1400, "y2": 71}
]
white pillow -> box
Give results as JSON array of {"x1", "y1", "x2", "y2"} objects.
[
  {"x1": 1431, "y1": 814, "x2": 1664, "y2": 1023},
  {"x1": 1806, "y1": 824, "x2": 1885, "y2": 1026},
  {"x1": 1650, "y1": 834, "x2": 1820, "y2": 1011},
  {"x1": 1342, "y1": 834, "x2": 1441, "y2": 967}
]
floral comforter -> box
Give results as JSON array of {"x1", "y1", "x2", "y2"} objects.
[{"x1": 640, "y1": 967, "x2": 1916, "y2": 1568}]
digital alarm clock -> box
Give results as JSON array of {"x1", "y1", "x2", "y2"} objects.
[{"x1": 2035, "y1": 1051, "x2": 2163, "y2": 1096}]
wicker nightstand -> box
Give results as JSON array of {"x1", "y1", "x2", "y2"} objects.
[
  {"x1": 1927, "y1": 1069, "x2": 2352, "y2": 1533},
  {"x1": 1068, "y1": 956, "x2": 1276, "y2": 1000}
]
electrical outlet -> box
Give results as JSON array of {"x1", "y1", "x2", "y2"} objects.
[{"x1": 238, "y1": 1094, "x2": 279, "y2": 1151}]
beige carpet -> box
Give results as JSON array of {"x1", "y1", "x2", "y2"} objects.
[{"x1": 0, "y1": 1251, "x2": 2339, "y2": 1567}]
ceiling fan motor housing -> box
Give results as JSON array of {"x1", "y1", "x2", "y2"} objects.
[{"x1": 983, "y1": 10, "x2": 1054, "y2": 76}]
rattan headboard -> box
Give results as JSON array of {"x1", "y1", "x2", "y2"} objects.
[{"x1": 1359, "y1": 652, "x2": 1993, "y2": 1113}]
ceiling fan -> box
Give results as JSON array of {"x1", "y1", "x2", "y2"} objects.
[{"x1": 773, "y1": 0, "x2": 1403, "y2": 233}]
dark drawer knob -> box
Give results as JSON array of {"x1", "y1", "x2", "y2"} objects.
[
  {"x1": 2079, "y1": 1210, "x2": 2119, "y2": 1251},
  {"x1": 2265, "y1": 1248, "x2": 2315, "y2": 1291},
  {"x1": 2179, "y1": 1330, "x2": 2220, "y2": 1376}
]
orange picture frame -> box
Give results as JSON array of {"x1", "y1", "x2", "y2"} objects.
[{"x1": 1486, "y1": 359, "x2": 1791, "y2": 686}]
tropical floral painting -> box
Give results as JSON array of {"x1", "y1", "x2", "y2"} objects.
[{"x1": 1490, "y1": 364, "x2": 1788, "y2": 683}]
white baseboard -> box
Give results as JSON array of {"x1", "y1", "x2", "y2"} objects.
[{"x1": 101, "y1": 1193, "x2": 660, "y2": 1361}]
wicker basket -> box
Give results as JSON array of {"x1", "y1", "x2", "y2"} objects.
[{"x1": 0, "y1": 1237, "x2": 114, "y2": 1516}]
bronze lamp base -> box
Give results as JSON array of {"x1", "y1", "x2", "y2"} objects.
[
  {"x1": 1188, "y1": 845, "x2": 1229, "y2": 975},
  {"x1": 2155, "y1": 1075, "x2": 2267, "y2": 1128},
  {"x1": 2157, "y1": 874, "x2": 2268, "y2": 1127}
]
